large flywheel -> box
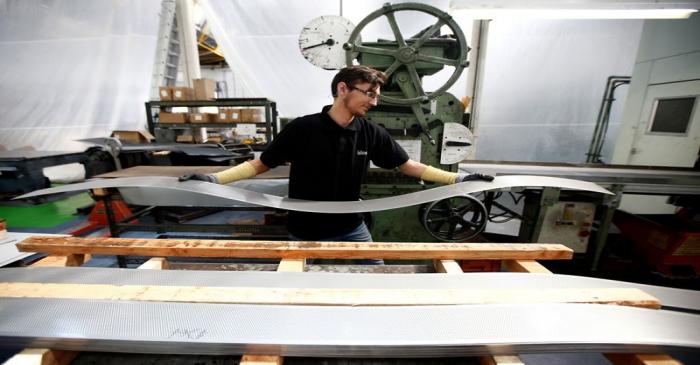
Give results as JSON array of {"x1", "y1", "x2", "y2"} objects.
[
  {"x1": 343, "y1": 3, "x2": 469, "y2": 105},
  {"x1": 420, "y1": 195, "x2": 488, "y2": 242}
]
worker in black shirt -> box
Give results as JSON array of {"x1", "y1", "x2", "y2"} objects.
[{"x1": 180, "y1": 66, "x2": 493, "y2": 245}]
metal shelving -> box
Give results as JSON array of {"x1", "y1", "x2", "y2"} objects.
[{"x1": 145, "y1": 98, "x2": 278, "y2": 150}]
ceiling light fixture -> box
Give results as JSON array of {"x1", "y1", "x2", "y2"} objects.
[{"x1": 455, "y1": 8, "x2": 697, "y2": 19}]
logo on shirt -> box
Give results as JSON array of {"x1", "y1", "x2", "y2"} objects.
[{"x1": 357, "y1": 150, "x2": 368, "y2": 156}]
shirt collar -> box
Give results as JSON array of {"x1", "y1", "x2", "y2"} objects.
[{"x1": 321, "y1": 105, "x2": 358, "y2": 131}]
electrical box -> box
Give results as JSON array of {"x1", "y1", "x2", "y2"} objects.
[{"x1": 536, "y1": 201, "x2": 596, "y2": 253}]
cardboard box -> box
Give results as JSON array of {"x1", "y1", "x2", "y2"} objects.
[
  {"x1": 240, "y1": 109, "x2": 252, "y2": 122},
  {"x1": 189, "y1": 113, "x2": 210, "y2": 124},
  {"x1": 241, "y1": 108, "x2": 264, "y2": 123},
  {"x1": 111, "y1": 130, "x2": 155, "y2": 144},
  {"x1": 212, "y1": 110, "x2": 231, "y2": 123},
  {"x1": 158, "y1": 87, "x2": 172, "y2": 101},
  {"x1": 159, "y1": 112, "x2": 188, "y2": 124},
  {"x1": 176, "y1": 134, "x2": 194, "y2": 143},
  {"x1": 193, "y1": 78, "x2": 216, "y2": 100},
  {"x1": 229, "y1": 109, "x2": 241, "y2": 122},
  {"x1": 171, "y1": 87, "x2": 193, "y2": 101},
  {"x1": 207, "y1": 136, "x2": 223, "y2": 143}
]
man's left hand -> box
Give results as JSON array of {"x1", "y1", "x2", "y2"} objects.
[{"x1": 456, "y1": 173, "x2": 495, "y2": 183}]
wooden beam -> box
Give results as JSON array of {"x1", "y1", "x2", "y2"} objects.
[
  {"x1": 242, "y1": 258, "x2": 297, "y2": 365},
  {"x1": 433, "y1": 259, "x2": 463, "y2": 274},
  {"x1": 137, "y1": 257, "x2": 169, "y2": 270},
  {"x1": 12, "y1": 244, "x2": 88, "y2": 365},
  {"x1": 91, "y1": 188, "x2": 109, "y2": 197},
  {"x1": 30, "y1": 254, "x2": 89, "y2": 267},
  {"x1": 17, "y1": 236, "x2": 574, "y2": 260},
  {"x1": 479, "y1": 355, "x2": 525, "y2": 365},
  {"x1": 277, "y1": 259, "x2": 305, "y2": 272},
  {"x1": 502, "y1": 260, "x2": 552, "y2": 274},
  {"x1": 605, "y1": 354, "x2": 682, "y2": 365},
  {"x1": 2, "y1": 348, "x2": 78, "y2": 365},
  {"x1": 240, "y1": 355, "x2": 283, "y2": 365},
  {"x1": 0, "y1": 282, "x2": 660, "y2": 308}
]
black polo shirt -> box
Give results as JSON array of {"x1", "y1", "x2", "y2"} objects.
[{"x1": 260, "y1": 106, "x2": 409, "y2": 239}]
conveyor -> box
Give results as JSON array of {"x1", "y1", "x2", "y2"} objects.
[{"x1": 461, "y1": 161, "x2": 700, "y2": 195}]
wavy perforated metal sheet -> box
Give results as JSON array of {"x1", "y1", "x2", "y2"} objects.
[
  {"x1": 0, "y1": 298, "x2": 698, "y2": 356},
  {"x1": 1, "y1": 267, "x2": 697, "y2": 312},
  {"x1": 15, "y1": 175, "x2": 611, "y2": 212}
]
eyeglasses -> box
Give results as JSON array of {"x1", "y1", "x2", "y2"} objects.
[{"x1": 348, "y1": 85, "x2": 379, "y2": 99}]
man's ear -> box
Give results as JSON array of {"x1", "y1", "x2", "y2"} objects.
[{"x1": 337, "y1": 82, "x2": 349, "y2": 96}]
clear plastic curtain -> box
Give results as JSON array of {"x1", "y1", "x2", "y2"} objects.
[
  {"x1": 0, "y1": 0, "x2": 643, "y2": 163},
  {"x1": 203, "y1": 1, "x2": 641, "y2": 163},
  {"x1": 471, "y1": 19, "x2": 643, "y2": 163},
  {"x1": 0, "y1": 0, "x2": 160, "y2": 151},
  {"x1": 200, "y1": 0, "x2": 451, "y2": 119}
]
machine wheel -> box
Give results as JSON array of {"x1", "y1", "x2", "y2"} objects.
[
  {"x1": 420, "y1": 195, "x2": 487, "y2": 242},
  {"x1": 344, "y1": 2, "x2": 469, "y2": 105}
]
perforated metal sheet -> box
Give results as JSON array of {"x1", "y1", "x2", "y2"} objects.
[
  {"x1": 0, "y1": 298, "x2": 698, "y2": 356},
  {"x1": 15, "y1": 175, "x2": 611, "y2": 212},
  {"x1": 1, "y1": 267, "x2": 698, "y2": 312}
]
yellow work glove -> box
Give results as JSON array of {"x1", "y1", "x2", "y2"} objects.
[
  {"x1": 420, "y1": 166, "x2": 494, "y2": 184},
  {"x1": 178, "y1": 161, "x2": 257, "y2": 184}
]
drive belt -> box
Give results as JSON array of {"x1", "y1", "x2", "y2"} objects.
[{"x1": 16, "y1": 175, "x2": 612, "y2": 213}]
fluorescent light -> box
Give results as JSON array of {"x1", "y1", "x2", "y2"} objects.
[{"x1": 460, "y1": 8, "x2": 697, "y2": 19}]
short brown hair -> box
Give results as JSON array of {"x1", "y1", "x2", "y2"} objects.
[{"x1": 331, "y1": 66, "x2": 387, "y2": 97}]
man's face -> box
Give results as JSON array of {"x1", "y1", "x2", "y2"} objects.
[{"x1": 341, "y1": 82, "x2": 380, "y2": 117}]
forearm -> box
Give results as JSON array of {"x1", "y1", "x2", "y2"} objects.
[
  {"x1": 399, "y1": 159, "x2": 458, "y2": 184},
  {"x1": 248, "y1": 159, "x2": 270, "y2": 174},
  {"x1": 213, "y1": 159, "x2": 269, "y2": 184},
  {"x1": 398, "y1": 159, "x2": 428, "y2": 178}
]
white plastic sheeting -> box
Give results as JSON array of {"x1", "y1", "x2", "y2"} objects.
[
  {"x1": 202, "y1": 2, "x2": 641, "y2": 163},
  {"x1": 0, "y1": 0, "x2": 160, "y2": 151},
  {"x1": 200, "y1": 0, "x2": 452, "y2": 119},
  {"x1": 0, "y1": 0, "x2": 644, "y2": 164},
  {"x1": 472, "y1": 19, "x2": 642, "y2": 162}
]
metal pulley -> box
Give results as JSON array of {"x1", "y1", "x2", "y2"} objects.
[
  {"x1": 343, "y1": 2, "x2": 469, "y2": 105},
  {"x1": 420, "y1": 195, "x2": 488, "y2": 242}
]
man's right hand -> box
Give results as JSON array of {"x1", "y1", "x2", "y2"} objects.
[{"x1": 178, "y1": 173, "x2": 218, "y2": 183}]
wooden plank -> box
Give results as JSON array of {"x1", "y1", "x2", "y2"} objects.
[
  {"x1": 433, "y1": 259, "x2": 463, "y2": 274},
  {"x1": 30, "y1": 254, "x2": 89, "y2": 267},
  {"x1": 137, "y1": 257, "x2": 169, "y2": 270},
  {"x1": 12, "y1": 246, "x2": 87, "y2": 365},
  {"x1": 2, "y1": 348, "x2": 78, "y2": 365},
  {"x1": 479, "y1": 355, "x2": 525, "y2": 365},
  {"x1": 17, "y1": 236, "x2": 574, "y2": 260},
  {"x1": 0, "y1": 282, "x2": 661, "y2": 308},
  {"x1": 242, "y1": 261, "x2": 296, "y2": 365},
  {"x1": 502, "y1": 260, "x2": 552, "y2": 274},
  {"x1": 605, "y1": 354, "x2": 682, "y2": 365},
  {"x1": 240, "y1": 355, "x2": 283, "y2": 365},
  {"x1": 277, "y1": 259, "x2": 305, "y2": 272},
  {"x1": 243, "y1": 260, "x2": 295, "y2": 365},
  {"x1": 91, "y1": 188, "x2": 108, "y2": 197}
]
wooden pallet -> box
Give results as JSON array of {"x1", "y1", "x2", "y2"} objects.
[{"x1": 2, "y1": 236, "x2": 682, "y2": 365}]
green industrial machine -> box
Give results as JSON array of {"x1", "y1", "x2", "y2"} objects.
[{"x1": 299, "y1": 3, "x2": 487, "y2": 242}]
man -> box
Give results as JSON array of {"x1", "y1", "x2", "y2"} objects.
[{"x1": 180, "y1": 66, "x2": 493, "y2": 243}]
